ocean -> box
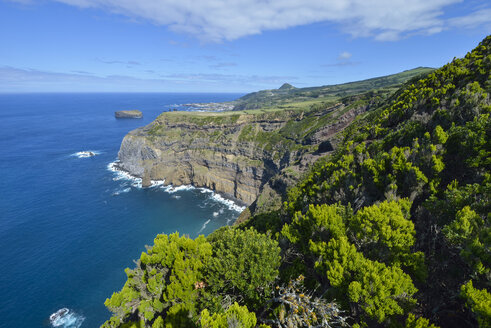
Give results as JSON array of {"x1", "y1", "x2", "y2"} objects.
[{"x1": 0, "y1": 93, "x2": 244, "y2": 328}]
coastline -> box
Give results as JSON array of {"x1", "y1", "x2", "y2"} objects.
[{"x1": 107, "y1": 161, "x2": 247, "y2": 214}]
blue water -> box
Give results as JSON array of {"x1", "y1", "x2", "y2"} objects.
[{"x1": 0, "y1": 93, "x2": 244, "y2": 328}]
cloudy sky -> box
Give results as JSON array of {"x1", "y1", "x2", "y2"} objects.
[{"x1": 0, "y1": 0, "x2": 489, "y2": 92}]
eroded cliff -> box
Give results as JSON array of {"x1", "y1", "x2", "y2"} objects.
[
  {"x1": 116, "y1": 94, "x2": 375, "y2": 206},
  {"x1": 117, "y1": 111, "x2": 298, "y2": 204}
]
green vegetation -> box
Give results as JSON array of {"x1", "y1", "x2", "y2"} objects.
[
  {"x1": 205, "y1": 228, "x2": 281, "y2": 310},
  {"x1": 103, "y1": 37, "x2": 490, "y2": 327},
  {"x1": 233, "y1": 67, "x2": 434, "y2": 110},
  {"x1": 200, "y1": 302, "x2": 258, "y2": 328}
]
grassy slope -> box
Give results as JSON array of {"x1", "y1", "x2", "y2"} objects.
[{"x1": 233, "y1": 67, "x2": 434, "y2": 110}]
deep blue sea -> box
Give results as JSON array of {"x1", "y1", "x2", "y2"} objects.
[{"x1": 0, "y1": 93, "x2": 244, "y2": 328}]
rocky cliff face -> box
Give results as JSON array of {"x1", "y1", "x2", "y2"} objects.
[
  {"x1": 117, "y1": 111, "x2": 305, "y2": 204},
  {"x1": 117, "y1": 102, "x2": 368, "y2": 205}
]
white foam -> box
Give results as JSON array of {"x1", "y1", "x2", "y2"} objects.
[
  {"x1": 71, "y1": 150, "x2": 100, "y2": 158},
  {"x1": 163, "y1": 185, "x2": 196, "y2": 193},
  {"x1": 107, "y1": 161, "x2": 142, "y2": 188},
  {"x1": 198, "y1": 187, "x2": 245, "y2": 213},
  {"x1": 112, "y1": 187, "x2": 131, "y2": 196},
  {"x1": 213, "y1": 211, "x2": 219, "y2": 217},
  {"x1": 198, "y1": 219, "x2": 211, "y2": 233},
  {"x1": 107, "y1": 161, "x2": 246, "y2": 212},
  {"x1": 50, "y1": 308, "x2": 85, "y2": 328},
  {"x1": 210, "y1": 193, "x2": 246, "y2": 213},
  {"x1": 150, "y1": 180, "x2": 166, "y2": 187},
  {"x1": 172, "y1": 195, "x2": 181, "y2": 199}
]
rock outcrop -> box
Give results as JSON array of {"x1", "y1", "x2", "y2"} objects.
[
  {"x1": 115, "y1": 110, "x2": 143, "y2": 118},
  {"x1": 116, "y1": 101, "x2": 367, "y2": 205},
  {"x1": 117, "y1": 111, "x2": 302, "y2": 204}
]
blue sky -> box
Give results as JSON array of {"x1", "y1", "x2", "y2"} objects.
[{"x1": 0, "y1": 0, "x2": 489, "y2": 92}]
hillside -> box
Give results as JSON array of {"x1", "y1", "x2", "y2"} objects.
[
  {"x1": 102, "y1": 37, "x2": 489, "y2": 328},
  {"x1": 114, "y1": 67, "x2": 432, "y2": 208},
  {"x1": 233, "y1": 67, "x2": 434, "y2": 110}
]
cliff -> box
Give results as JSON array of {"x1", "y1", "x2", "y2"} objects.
[
  {"x1": 118, "y1": 110, "x2": 298, "y2": 204},
  {"x1": 116, "y1": 98, "x2": 372, "y2": 205},
  {"x1": 116, "y1": 67, "x2": 433, "y2": 206}
]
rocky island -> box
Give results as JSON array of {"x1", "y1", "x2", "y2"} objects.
[{"x1": 115, "y1": 110, "x2": 143, "y2": 118}]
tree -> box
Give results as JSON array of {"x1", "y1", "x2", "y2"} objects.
[
  {"x1": 460, "y1": 281, "x2": 491, "y2": 328},
  {"x1": 102, "y1": 233, "x2": 212, "y2": 328},
  {"x1": 205, "y1": 227, "x2": 281, "y2": 310},
  {"x1": 200, "y1": 302, "x2": 257, "y2": 328}
]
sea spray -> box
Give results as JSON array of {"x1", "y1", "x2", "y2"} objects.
[
  {"x1": 71, "y1": 151, "x2": 101, "y2": 158},
  {"x1": 49, "y1": 308, "x2": 85, "y2": 328}
]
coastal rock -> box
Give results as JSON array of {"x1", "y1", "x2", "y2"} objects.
[
  {"x1": 117, "y1": 112, "x2": 299, "y2": 204},
  {"x1": 142, "y1": 172, "x2": 152, "y2": 188},
  {"x1": 115, "y1": 110, "x2": 143, "y2": 119},
  {"x1": 116, "y1": 103, "x2": 364, "y2": 206}
]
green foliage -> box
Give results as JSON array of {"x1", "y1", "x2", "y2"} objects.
[
  {"x1": 312, "y1": 236, "x2": 417, "y2": 323},
  {"x1": 348, "y1": 199, "x2": 414, "y2": 261},
  {"x1": 282, "y1": 201, "x2": 421, "y2": 323},
  {"x1": 281, "y1": 203, "x2": 350, "y2": 250},
  {"x1": 461, "y1": 281, "x2": 491, "y2": 327},
  {"x1": 259, "y1": 35, "x2": 490, "y2": 327},
  {"x1": 199, "y1": 303, "x2": 257, "y2": 328},
  {"x1": 206, "y1": 227, "x2": 281, "y2": 309},
  {"x1": 272, "y1": 36, "x2": 491, "y2": 327},
  {"x1": 103, "y1": 233, "x2": 212, "y2": 328},
  {"x1": 405, "y1": 314, "x2": 439, "y2": 328},
  {"x1": 443, "y1": 206, "x2": 490, "y2": 275}
]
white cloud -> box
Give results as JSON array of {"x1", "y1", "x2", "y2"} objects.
[
  {"x1": 25, "y1": 0, "x2": 469, "y2": 42},
  {"x1": 0, "y1": 66, "x2": 296, "y2": 92},
  {"x1": 448, "y1": 8, "x2": 491, "y2": 29},
  {"x1": 338, "y1": 51, "x2": 352, "y2": 60}
]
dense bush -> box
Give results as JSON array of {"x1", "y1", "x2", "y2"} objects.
[
  {"x1": 102, "y1": 233, "x2": 212, "y2": 328},
  {"x1": 205, "y1": 227, "x2": 281, "y2": 310}
]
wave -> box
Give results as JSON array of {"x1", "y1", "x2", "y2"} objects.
[
  {"x1": 198, "y1": 219, "x2": 211, "y2": 233},
  {"x1": 107, "y1": 162, "x2": 142, "y2": 187},
  {"x1": 71, "y1": 150, "x2": 100, "y2": 158},
  {"x1": 107, "y1": 161, "x2": 246, "y2": 212},
  {"x1": 49, "y1": 308, "x2": 85, "y2": 328},
  {"x1": 210, "y1": 193, "x2": 246, "y2": 213},
  {"x1": 161, "y1": 184, "x2": 196, "y2": 193},
  {"x1": 107, "y1": 162, "x2": 165, "y2": 189},
  {"x1": 112, "y1": 187, "x2": 131, "y2": 196}
]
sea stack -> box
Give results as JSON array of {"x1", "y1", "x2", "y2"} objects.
[
  {"x1": 115, "y1": 110, "x2": 143, "y2": 119},
  {"x1": 141, "y1": 172, "x2": 151, "y2": 188}
]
